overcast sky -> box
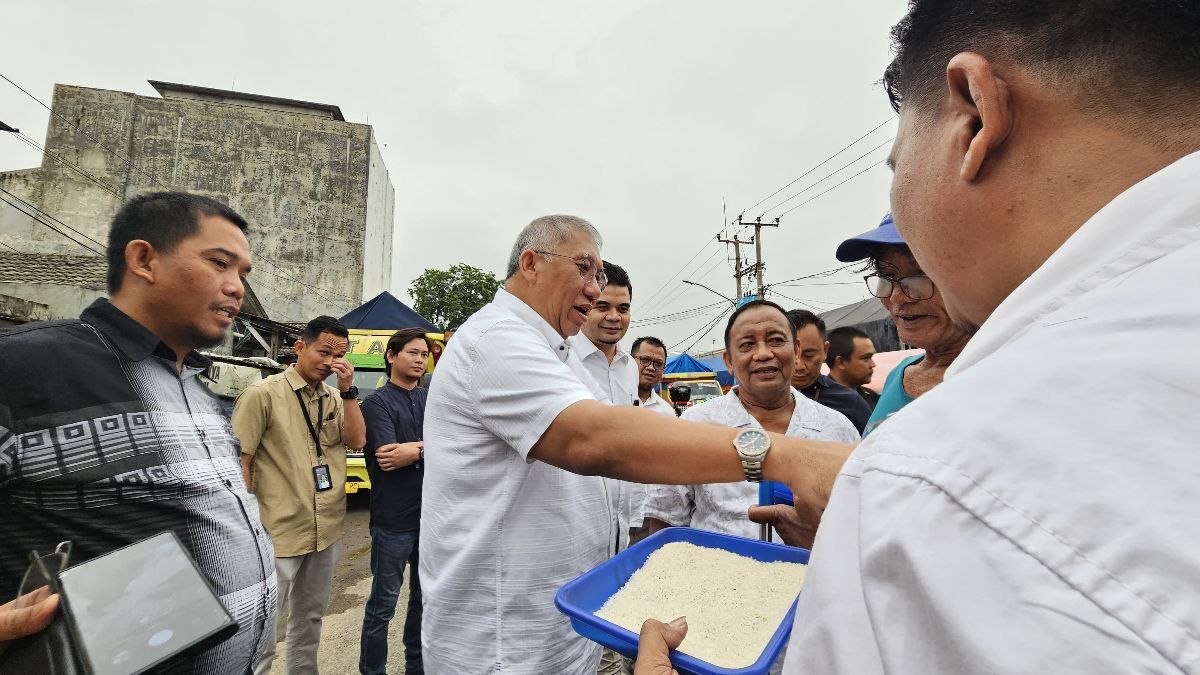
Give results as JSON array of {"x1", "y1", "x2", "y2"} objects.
[{"x1": 1, "y1": 0, "x2": 907, "y2": 352}]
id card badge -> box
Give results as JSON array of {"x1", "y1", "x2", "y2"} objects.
[{"x1": 313, "y1": 464, "x2": 333, "y2": 492}]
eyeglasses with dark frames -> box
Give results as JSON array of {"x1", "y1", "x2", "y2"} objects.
[
  {"x1": 864, "y1": 273, "x2": 935, "y2": 301},
  {"x1": 635, "y1": 355, "x2": 666, "y2": 370},
  {"x1": 533, "y1": 249, "x2": 608, "y2": 289}
]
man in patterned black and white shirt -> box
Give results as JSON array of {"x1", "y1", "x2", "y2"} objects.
[{"x1": 0, "y1": 192, "x2": 276, "y2": 674}]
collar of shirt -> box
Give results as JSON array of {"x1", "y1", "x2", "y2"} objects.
[
  {"x1": 800, "y1": 374, "x2": 833, "y2": 397},
  {"x1": 948, "y1": 149, "x2": 1200, "y2": 380},
  {"x1": 640, "y1": 391, "x2": 674, "y2": 413},
  {"x1": 285, "y1": 364, "x2": 331, "y2": 399},
  {"x1": 81, "y1": 298, "x2": 211, "y2": 370},
  {"x1": 567, "y1": 332, "x2": 632, "y2": 368},
  {"x1": 492, "y1": 288, "x2": 573, "y2": 363},
  {"x1": 690, "y1": 386, "x2": 830, "y2": 435}
]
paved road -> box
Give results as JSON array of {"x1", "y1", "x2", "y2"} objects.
[{"x1": 268, "y1": 493, "x2": 416, "y2": 674}]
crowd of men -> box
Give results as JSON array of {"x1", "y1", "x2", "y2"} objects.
[{"x1": 2, "y1": 1, "x2": 1199, "y2": 674}]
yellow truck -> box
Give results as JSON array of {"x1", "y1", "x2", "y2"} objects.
[{"x1": 341, "y1": 329, "x2": 445, "y2": 494}]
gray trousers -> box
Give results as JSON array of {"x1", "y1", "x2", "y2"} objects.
[{"x1": 253, "y1": 540, "x2": 342, "y2": 675}]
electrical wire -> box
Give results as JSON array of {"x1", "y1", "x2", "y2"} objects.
[
  {"x1": 0, "y1": 193, "x2": 105, "y2": 255},
  {"x1": 777, "y1": 160, "x2": 888, "y2": 219},
  {"x1": 676, "y1": 306, "x2": 733, "y2": 353},
  {"x1": 738, "y1": 116, "x2": 896, "y2": 216},
  {"x1": 1, "y1": 73, "x2": 363, "y2": 307},
  {"x1": 9, "y1": 133, "x2": 124, "y2": 199},
  {"x1": 0, "y1": 72, "x2": 164, "y2": 188},
  {"x1": 757, "y1": 139, "x2": 893, "y2": 219},
  {"x1": 0, "y1": 185, "x2": 107, "y2": 250}
]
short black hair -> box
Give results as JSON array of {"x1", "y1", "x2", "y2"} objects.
[
  {"x1": 300, "y1": 316, "x2": 349, "y2": 343},
  {"x1": 785, "y1": 309, "x2": 826, "y2": 341},
  {"x1": 106, "y1": 191, "x2": 249, "y2": 293},
  {"x1": 385, "y1": 327, "x2": 432, "y2": 376},
  {"x1": 723, "y1": 300, "x2": 794, "y2": 348},
  {"x1": 631, "y1": 335, "x2": 667, "y2": 360},
  {"x1": 826, "y1": 326, "x2": 871, "y2": 368},
  {"x1": 603, "y1": 260, "x2": 632, "y2": 298},
  {"x1": 883, "y1": 1, "x2": 1200, "y2": 127}
]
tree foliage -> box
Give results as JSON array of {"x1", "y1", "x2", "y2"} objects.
[{"x1": 409, "y1": 263, "x2": 502, "y2": 330}]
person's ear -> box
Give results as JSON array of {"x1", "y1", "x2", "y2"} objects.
[
  {"x1": 518, "y1": 249, "x2": 541, "y2": 283},
  {"x1": 945, "y1": 51, "x2": 1014, "y2": 182},
  {"x1": 722, "y1": 349, "x2": 734, "y2": 373},
  {"x1": 294, "y1": 340, "x2": 305, "y2": 356},
  {"x1": 123, "y1": 240, "x2": 158, "y2": 285}
]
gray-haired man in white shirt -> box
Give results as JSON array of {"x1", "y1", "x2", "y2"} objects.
[{"x1": 419, "y1": 215, "x2": 853, "y2": 674}]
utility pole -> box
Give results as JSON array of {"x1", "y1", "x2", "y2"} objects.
[
  {"x1": 735, "y1": 214, "x2": 780, "y2": 298},
  {"x1": 717, "y1": 231, "x2": 755, "y2": 298}
]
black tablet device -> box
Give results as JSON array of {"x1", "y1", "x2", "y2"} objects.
[{"x1": 56, "y1": 531, "x2": 239, "y2": 675}]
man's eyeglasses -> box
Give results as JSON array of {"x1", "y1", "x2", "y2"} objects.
[
  {"x1": 533, "y1": 249, "x2": 607, "y2": 289},
  {"x1": 864, "y1": 273, "x2": 935, "y2": 300},
  {"x1": 635, "y1": 356, "x2": 666, "y2": 370}
]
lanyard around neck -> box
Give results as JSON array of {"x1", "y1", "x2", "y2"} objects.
[{"x1": 294, "y1": 388, "x2": 325, "y2": 458}]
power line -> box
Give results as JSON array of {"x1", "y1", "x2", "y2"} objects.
[
  {"x1": 635, "y1": 238, "x2": 723, "y2": 318},
  {"x1": 676, "y1": 306, "x2": 733, "y2": 353},
  {"x1": 632, "y1": 301, "x2": 728, "y2": 326},
  {"x1": 777, "y1": 160, "x2": 888, "y2": 219},
  {"x1": 0, "y1": 193, "x2": 105, "y2": 255},
  {"x1": 1, "y1": 74, "x2": 361, "y2": 307},
  {"x1": 9, "y1": 132, "x2": 125, "y2": 199},
  {"x1": 0, "y1": 186, "x2": 107, "y2": 250},
  {"x1": 767, "y1": 289, "x2": 824, "y2": 311},
  {"x1": 769, "y1": 264, "x2": 857, "y2": 287},
  {"x1": 757, "y1": 139, "x2": 893, "y2": 219},
  {"x1": 0, "y1": 240, "x2": 21, "y2": 253},
  {"x1": 739, "y1": 116, "x2": 896, "y2": 216},
  {"x1": 0, "y1": 72, "x2": 165, "y2": 188}
]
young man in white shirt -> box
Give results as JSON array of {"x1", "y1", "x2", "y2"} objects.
[{"x1": 566, "y1": 261, "x2": 638, "y2": 675}]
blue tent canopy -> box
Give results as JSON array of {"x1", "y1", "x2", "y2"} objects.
[
  {"x1": 696, "y1": 355, "x2": 734, "y2": 387},
  {"x1": 339, "y1": 291, "x2": 437, "y2": 332},
  {"x1": 663, "y1": 352, "x2": 714, "y2": 378}
]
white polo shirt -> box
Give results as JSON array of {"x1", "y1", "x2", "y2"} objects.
[
  {"x1": 419, "y1": 288, "x2": 610, "y2": 675},
  {"x1": 643, "y1": 388, "x2": 858, "y2": 539},
  {"x1": 639, "y1": 390, "x2": 675, "y2": 417},
  {"x1": 569, "y1": 333, "x2": 642, "y2": 547},
  {"x1": 785, "y1": 151, "x2": 1200, "y2": 673}
]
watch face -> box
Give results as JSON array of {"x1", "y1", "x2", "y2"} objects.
[{"x1": 736, "y1": 429, "x2": 770, "y2": 456}]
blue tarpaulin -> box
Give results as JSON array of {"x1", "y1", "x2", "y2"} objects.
[
  {"x1": 696, "y1": 355, "x2": 734, "y2": 387},
  {"x1": 663, "y1": 352, "x2": 714, "y2": 378},
  {"x1": 339, "y1": 291, "x2": 437, "y2": 332}
]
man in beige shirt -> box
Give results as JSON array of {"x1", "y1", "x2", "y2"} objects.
[{"x1": 233, "y1": 315, "x2": 366, "y2": 675}]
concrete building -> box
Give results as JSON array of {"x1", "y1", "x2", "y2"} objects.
[{"x1": 0, "y1": 80, "x2": 395, "y2": 322}]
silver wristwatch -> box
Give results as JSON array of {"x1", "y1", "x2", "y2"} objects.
[{"x1": 733, "y1": 428, "x2": 772, "y2": 482}]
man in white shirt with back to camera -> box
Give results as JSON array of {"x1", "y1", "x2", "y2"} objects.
[{"x1": 634, "y1": 1, "x2": 1200, "y2": 672}]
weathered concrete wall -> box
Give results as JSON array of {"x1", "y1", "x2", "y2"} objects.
[
  {"x1": 0, "y1": 83, "x2": 396, "y2": 323},
  {"x1": 0, "y1": 293, "x2": 51, "y2": 323},
  {"x1": 0, "y1": 283, "x2": 103, "y2": 320},
  {"x1": 363, "y1": 130, "x2": 394, "y2": 300}
]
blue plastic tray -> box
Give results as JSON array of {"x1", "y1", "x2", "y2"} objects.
[{"x1": 555, "y1": 527, "x2": 810, "y2": 675}]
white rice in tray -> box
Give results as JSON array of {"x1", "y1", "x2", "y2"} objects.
[{"x1": 594, "y1": 541, "x2": 806, "y2": 669}]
